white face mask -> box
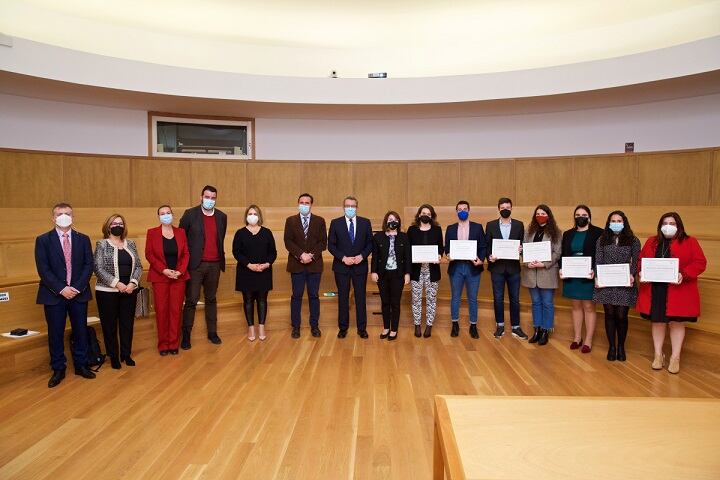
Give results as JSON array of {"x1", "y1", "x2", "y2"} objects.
[
  {"x1": 247, "y1": 214, "x2": 259, "y2": 226},
  {"x1": 55, "y1": 213, "x2": 72, "y2": 228},
  {"x1": 661, "y1": 224, "x2": 678, "y2": 238}
]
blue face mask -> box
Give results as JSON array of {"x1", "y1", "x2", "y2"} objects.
[
  {"x1": 159, "y1": 213, "x2": 173, "y2": 225},
  {"x1": 202, "y1": 198, "x2": 216, "y2": 210},
  {"x1": 298, "y1": 204, "x2": 310, "y2": 215},
  {"x1": 457, "y1": 210, "x2": 469, "y2": 221},
  {"x1": 609, "y1": 222, "x2": 624, "y2": 233},
  {"x1": 344, "y1": 207, "x2": 357, "y2": 218}
]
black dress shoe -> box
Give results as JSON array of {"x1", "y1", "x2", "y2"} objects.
[
  {"x1": 311, "y1": 327, "x2": 322, "y2": 337},
  {"x1": 388, "y1": 333, "x2": 398, "y2": 341},
  {"x1": 75, "y1": 366, "x2": 96, "y2": 379},
  {"x1": 337, "y1": 329, "x2": 348, "y2": 339},
  {"x1": 380, "y1": 330, "x2": 390, "y2": 339},
  {"x1": 423, "y1": 325, "x2": 432, "y2": 338},
  {"x1": 170, "y1": 349, "x2": 179, "y2": 355},
  {"x1": 358, "y1": 330, "x2": 369, "y2": 339},
  {"x1": 414, "y1": 325, "x2": 422, "y2": 337},
  {"x1": 538, "y1": 328, "x2": 549, "y2": 346},
  {"x1": 48, "y1": 369, "x2": 65, "y2": 388},
  {"x1": 122, "y1": 356, "x2": 136, "y2": 367},
  {"x1": 607, "y1": 346, "x2": 617, "y2": 361},
  {"x1": 291, "y1": 327, "x2": 300, "y2": 339},
  {"x1": 110, "y1": 357, "x2": 122, "y2": 369},
  {"x1": 617, "y1": 345, "x2": 626, "y2": 361},
  {"x1": 451, "y1": 322, "x2": 459, "y2": 337},
  {"x1": 160, "y1": 350, "x2": 169, "y2": 356},
  {"x1": 208, "y1": 333, "x2": 222, "y2": 345},
  {"x1": 529, "y1": 327, "x2": 541, "y2": 344},
  {"x1": 181, "y1": 328, "x2": 192, "y2": 350},
  {"x1": 469, "y1": 324, "x2": 479, "y2": 339}
]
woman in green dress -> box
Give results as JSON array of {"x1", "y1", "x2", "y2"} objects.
[{"x1": 560, "y1": 205, "x2": 603, "y2": 353}]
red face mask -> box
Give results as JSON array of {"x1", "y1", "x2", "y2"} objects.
[{"x1": 535, "y1": 214, "x2": 548, "y2": 225}]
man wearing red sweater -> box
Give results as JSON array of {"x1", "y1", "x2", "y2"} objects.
[{"x1": 179, "y1": 185, "x2": 228, "y2": 349}]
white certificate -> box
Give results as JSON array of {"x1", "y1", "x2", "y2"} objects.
[
  {"x1": 597, "y1": 263, "x2": 631, "y2": 287},
  {"x1": 640, "y1": 258, "x2": 679, "y2": 283},
  {"x1": 449, "y1": 240, "x2": 477, "y2": 261},
  {"x1": 492, "y1": 239, "x2": 520, "y2": 260},
  {"x1": 561, "y1": 256, "x2": 592, "y2": 278},
  {"x1": 522, "y1": 241, "x2": 551, "y2": 263},
  {"x1": 412, "y1": 245, "x2": 440, "y2": 263}
]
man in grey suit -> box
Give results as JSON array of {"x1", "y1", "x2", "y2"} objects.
[{"x1": 180, "y1": 185, "x2": 227, "y2": 349}]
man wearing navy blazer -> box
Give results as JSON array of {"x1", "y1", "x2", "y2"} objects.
[
  {"x1": 35, "y1": 203, "x2": 96, "y2": 388},
  {"x1": 445, "y1": 201, "x2": 487, "y2": 339},
  {"x1": 328, "y1": 196, "x2": 373, "y2": 338},
  {"x1": 485, "y1": 197, "x2": 528, "y2": 340}
]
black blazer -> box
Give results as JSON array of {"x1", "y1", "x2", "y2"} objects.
[
  {"x1": 371, "y1": 232, "x2": 412, "y2": 276},
  {"x1": 445, "y1": 222, "x2": 487, "y2": 275},
  {"x1": 485, "y1": 219, "x2": 525, "y2": 274},
  {"x1": 560, "y1": 225, "x2": 604, "y2": 268},
  {"x1": 407, "y1": 225, "x2": 444, "y2": 282},
  {"x1": 328, "y1": 216, "x2": 373, "y2": 275},
  {"x1": 35, "y1": 229, "x2": 93, "y2": 305},
  {"x1": 179, "y1": 205, "x2": 228, "y2": 272}
]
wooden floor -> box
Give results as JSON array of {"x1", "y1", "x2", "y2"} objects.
[{"x1": 2, "y1": 304, "x2": 720, "y2": 480}]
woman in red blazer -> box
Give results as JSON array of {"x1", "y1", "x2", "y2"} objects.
[
  {"x1": 638, "y1": 212, "x2": 706, "y2": 374},
  {"x1": 145, "y1": 205, "x2": 190, "y2": 355}
]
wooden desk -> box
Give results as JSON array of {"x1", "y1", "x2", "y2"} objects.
[{"x1": 434, "y1": 395, "x2": 720, "y2": 479}]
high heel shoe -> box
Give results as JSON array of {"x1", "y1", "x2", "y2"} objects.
[
  {"x1": 380, "y1": 330, "x2": 390, "y2": 339},
  {"x1": 651, "y1": 353, "x2": 665, "y2": 370},
  {"x1": 667, "y1": 356, "x2": 680, "y2": 374},
  {"x1": 388, "y1": 332, "x2": 398, "y2": 341},
  {"x1": 570, "y1": 339, "x2": 582, "y2": 350}
]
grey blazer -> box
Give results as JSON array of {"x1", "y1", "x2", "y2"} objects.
[
  {"x1": 94, "y1": 239, "x2": 143, "y2": 292},
  {"x1": 520, "y1": 230, "x2": 562, "y2": 289}
]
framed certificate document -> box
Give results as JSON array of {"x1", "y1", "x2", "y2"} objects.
[
  {"x1": 561, "y1": 256, "x2": 592, "y2": 278},
  {"x1": 412, "y1": 245, "x2": 440, "y2": 263},
  {"x1": 492, "y1": 239, "x2": 520, "y2": 260},
  {"x1": 449, "y1": 240, "x2": 477, "y2": 261},
  {"x1": 640, "y1": 258, "x2": 679, "y2": 283},
  {"x1": 522, "y1": 241, "x2": 551, "y2": 263},
  {"x1": 596, "y1": 263, "x2": 631, "y2": 287}
]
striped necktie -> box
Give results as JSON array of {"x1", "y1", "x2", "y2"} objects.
[
  {"x1": 302, "y1": 215, "x2": 309, "y2": 239},
  {"x1": 62, "y1": 233, "x2": 72, "y2": 285}
]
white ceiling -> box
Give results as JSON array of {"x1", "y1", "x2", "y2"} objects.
[{"x1": 1, "y1": 0, "x2": 720, "y2": 77}]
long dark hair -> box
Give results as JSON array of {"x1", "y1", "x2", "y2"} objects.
[
  {"x1": 527, "y1": 204, "x2": 560, "y2": 242},
  {"x1": 656, "y1": 211, "x2": 688, "y2": 243},
  {"x1": 414, "y1": 204, "x2": 438, "y2": 227},
  {"x1": 599, "y1": 210, "x2": 635, "y2": 247}
]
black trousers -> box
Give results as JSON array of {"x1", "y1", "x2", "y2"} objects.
[
  {"x1": 242, "y1": 290, "x2": 269, "y2": 326},
  {"x1": 183, "y1": 261, "x2": 221, "y2": 333},
  {"x1": 334, "y1": 271, "x2": 368, "y2": 332},
  {"x1": 96, "y1": 290, "x2": 137, "y2": 360},
  {"x1": 377, "y1": 272, "x2": 404, "y2": 331}
]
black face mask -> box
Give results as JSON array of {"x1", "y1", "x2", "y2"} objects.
[
  {"x1": 575, "y1": 217, "x2": 589, "y2": 228},
  {"x1": 110, "y1": 226, "x2": 124, "y2": 237},
  {"x1": 499, "y1": 209, "x2": 511, "y2": 219},
  {"x1": 387, "y1": 221, "x2": 399, "y2": 231},
  {"x1": 419, "y1": 215, "x2": 431, "y2": 224}
]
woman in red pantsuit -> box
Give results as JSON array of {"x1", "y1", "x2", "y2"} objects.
[
  {"x1": 637, "y1": 212, "x2": 706, "y2": 374},
  {"x1": 145, "y1": 205, "x2": 190, "y2": 355}
]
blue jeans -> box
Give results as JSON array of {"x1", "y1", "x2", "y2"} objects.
[
  {"x1": 490, "y1": 271, "x2": 521, "y2": 327},
  {"x1": 528, "y1": 287, "x2": 555, "y2": 329},
  {"x1": 449, "y1": 262, "x2": 481, "y2": 324}
]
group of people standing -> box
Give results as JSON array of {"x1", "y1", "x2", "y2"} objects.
[{"x1": 34, "y1": 188, "x2": 706, "y2": 388}]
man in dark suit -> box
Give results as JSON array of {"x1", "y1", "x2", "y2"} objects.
[
  {"x1": 179, "y1": 185, "x2": 228, "y2": 349},
  {"x1": 486, "y1": 197, "x2": 528, "y2": 340},
  {"x1": 34, "y1": 202, "x2": 96, "y2": 388},
  {"x1": 284, "y1": 193, "x2": 327, "y2": 339},
  {"x1": 328, "y1": 196, "x2": 373, "y2": 338},
  {"x1": 445, "y1": 200, "x2": 487, "y2": 339}
]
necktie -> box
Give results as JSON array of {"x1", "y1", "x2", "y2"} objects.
[
  {"x1": 302, "y1": 215, "x2": 309, "y2": 239},
  {"x1": 62, "y1": 233, "x2": 72, "y2": 285},
  {"x1": 349, "y1": 219, "x2": 355, "y2": 244}
]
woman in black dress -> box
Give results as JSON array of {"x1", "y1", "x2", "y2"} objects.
[
  {"x1": 232, "y1": 205, "x2": 277, "y2": 341},
  {"x1": 371, "y1": 211, "x2": 411, "y2": 340}
]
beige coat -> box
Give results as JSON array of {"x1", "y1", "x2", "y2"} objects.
[{"x1": 520, "y1": 230, "x2": 562, "y2": 289}]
